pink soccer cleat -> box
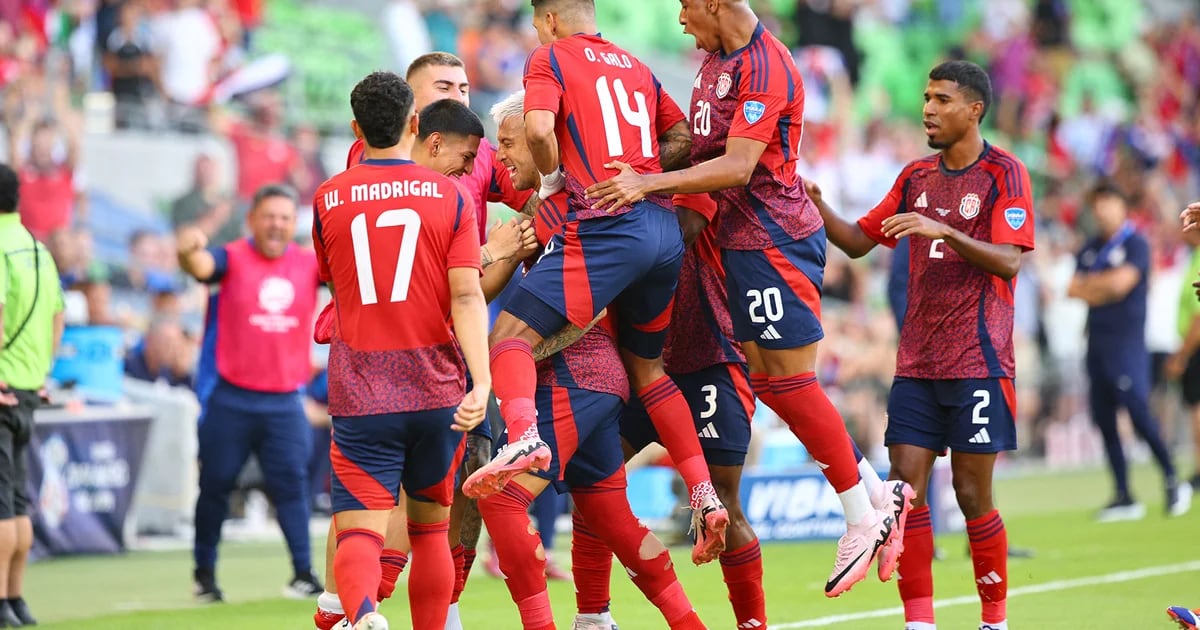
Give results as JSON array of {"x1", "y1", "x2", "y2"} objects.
[
  {"x1": 873, "y1": 480, "x2": 915, "y2": 581},
  {"x1": 462, "y1": 437, "x2": 552, "y2": 499},
  {"x1": 824, "y1": 509, "x2": 896, "y2": 598}
]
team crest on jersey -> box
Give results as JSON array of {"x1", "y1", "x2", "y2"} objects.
[
  {"x1": 1004, "y1": 207, "x2": 1027, "y2": 230},
  {"x1": 716, "y1": 73, "x2": 733, "y2": 99},
  {"x1": 743, "y1": 100, "x2": 765, "y2": 124},
  {"x1": 1108, "y1": 246, "x2": 1126, "y2": 266},
  {"x1": 959, "y1": 193, "x2": 981, "y2": 220}
]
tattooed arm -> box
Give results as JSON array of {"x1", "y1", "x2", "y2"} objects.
[
  {"x1": 532, "y1": 308, "x2": 608, "y2": 361},
  {"x1": 658, "y1": 120, "x2": 693, "y2": 173}
]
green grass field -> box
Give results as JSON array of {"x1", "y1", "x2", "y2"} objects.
[{"x1": 24, "y1": 464, "x2": 1197, "y2": 629}]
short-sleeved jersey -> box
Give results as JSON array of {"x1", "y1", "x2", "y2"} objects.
[
  {"x1": 663, "y1": 193, "x2": 743, "y2": 374},
  {"x1": 344, "y1": 137, "x2": 533, "y2": 243},
  {"x1": 857, "y1": 143, "x2": 1036, "y2": 380},
  {"x1": 530, "y1": 191, "x2": 629, "y2": 401},
  {"x1": 313, "y1": 158, "x2": 481, "y2": 416},
  {"x1": 523, "y1": 33, "x2": 685, "y2": 220},
  {"x1": 689, "y1": 23, "x2": 822, "y2": 250},
  {"x1": 1076, "y1": 223, "x2": 1148, "y2": 343}
]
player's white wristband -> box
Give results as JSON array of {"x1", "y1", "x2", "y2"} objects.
[{"x1": 538, "y1": 169, "x2": 565, "y2": 200}]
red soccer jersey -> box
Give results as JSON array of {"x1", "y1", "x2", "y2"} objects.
[
  {"x1": 663, "y1": 193, "x2": 744, "y2": 374},
  {"x1": 529, "y1": 191, "x2": 629, "y2": 401},
  {"x1": 313, "y1": 158, "x2": 482, "y2": 416},
  {"x1": 523, "y1": 33, "x2": 685, "y2": 220},
  {"x1": 689, "y1": 23, "x2": 822, "y2": 250},
  {"x1": 857, "y1": 144, "x2": 1036, "y2": 380}
]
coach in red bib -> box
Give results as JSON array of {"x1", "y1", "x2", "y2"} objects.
[{"x1": 178, "y1": 183, "x2": 324, "y2": 602}]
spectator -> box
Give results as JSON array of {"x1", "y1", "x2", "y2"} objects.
[
  {"x1": 208, "y1": 89, "x2": 301, "y2": 208},
  {"x1": 124, "y1": 316, "x2": 193, "y2": 387},
  {"x1": 171, "y1": 153, "x2": 238, "y2": 247},
  {"x1": 103, "y1": 0, "x2": 161, "y2": 130},
  {"x1": 0, "y1": 162, "x2": 65, "y2": 627},
  {"x1": 6, "y1": 105, "x2": 82, "y2": 242},
  {"x1": 151, "y1": 0, "x2": 222, "y2": 132}
]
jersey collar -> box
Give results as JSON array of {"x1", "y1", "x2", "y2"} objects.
[
  {"x1": 361, "y1": 158, "x2": 415, "y2": 166},
  {"x1": 722, "y1": 21, "x2": 765, "y2": 59},
  {"x1": 0, "y1": 213, "x2": 19, "y2": 227},
  {"x1": 938, "y1": 141, "x2": 992, "y2": 176}
]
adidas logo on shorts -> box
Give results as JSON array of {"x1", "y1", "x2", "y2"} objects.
[{"x1": 968, "y1": 428, "x2": 991, "y2": 444}]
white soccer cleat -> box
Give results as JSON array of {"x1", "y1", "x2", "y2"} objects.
[
  {"x1": 1095, "y1": 499, "x2": 1145, "y2": 523},
  {"x1": 353, "y1": 612, "x2": 389, "y2": 630},
  {"x1": 1169, "y1": 482, "x2": 1193, "y2": 517},
  {"x1": 572, "y1": 612, "x2": 620, "y2": 630},
  {"x1": 444, "y1": 602, "x2": 463, "y2": 630},
  {"x1": 824, "y1": 509, "x2": 895, "y2": 597}
]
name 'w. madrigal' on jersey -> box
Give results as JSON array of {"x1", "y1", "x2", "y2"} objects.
[
  {"x1": 857, "y1": 143, "x2": 1036, "y2": 380},
  {"x1": 689, "y1": 22, "x2": 822, "y2": 250},
  {"x1": 313, "y1": 158, "x2": 481, "y2": 417},
  {"x1": 523, "y1": 33, "x2": 686, "y2": 219}
]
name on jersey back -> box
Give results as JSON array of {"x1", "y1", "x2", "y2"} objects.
[
  {"x1": 580, "y1": 46, "x2": 633, "y2": 69},
  {"x1": 322, "y1": 179, "x2": 445, "y2": 209}
]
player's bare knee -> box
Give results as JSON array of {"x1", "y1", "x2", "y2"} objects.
[
  {"x1": 951, "y1": 478, "x2": 992, "y2": 519},
  {"x1": 638, "y1": 530, "x2": 667, "y2": 560}
]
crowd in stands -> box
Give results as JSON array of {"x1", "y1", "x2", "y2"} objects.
[{"x1": 0, "y1": 0, "x2": 1198, "y2": 473}]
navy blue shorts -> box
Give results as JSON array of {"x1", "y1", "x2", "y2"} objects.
[
  {"x1": 506, "y1": 202, "x2": 684, "y2": 359},
  {"x1": 722, "y1": 229, "x2": 826, "y2": 349},
  {"x1": 494, "y1": 385, "x2": 625, "y2": 494},
  {"x1": 885, "y1": 377, "x2": 1017, "y2": 454},
  {"x1": 330, "y1": 408, "x2": 466, "y2": 512},
  {"x1": 621, "y1": 363, "x2": 755, "y2": 466}
]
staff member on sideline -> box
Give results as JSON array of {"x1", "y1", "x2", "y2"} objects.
[
  {"x1": 179, "y1": 183, "x2": 324, "y2": 602},
  {"x1": 1068, "y1": 181, "x2": 1190, "y2": 522},
  {"x1": 0, "y1": 163, "x2": 63, "y2": 627}
]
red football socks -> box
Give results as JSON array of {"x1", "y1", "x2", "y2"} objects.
[
  {"x1": 570, "y1": 508, "x2": 614, "y2": 615},
  {"x1": 967, "y1": 510, "x2": 1008, "y2": 624},
  {"x1": 449, "y1": 544, "x2": 467, "y2": 604},
  {"x1": 720, "y1": 539, "x2": 766, "y2": 629},
  {"x1": 767, "y1": 373, "x2": 859, "y2": 492},
  {"x1": 478, "y1": 483, "x2": 554, "y2": 629},
  {"x1": 638, "y1": 375, "x2": 713, "y2": 508},
  {"x1": 334, "y1": 528, "x2": 383, "y2": 624},
  {"x1": 491, "y1": 339, "x2": 539, "y2": 439},
  {"x1": 573, "y1": 485, "x2": 697, "y2": 627},
  {"x1": 897, "y1": 506, "x2": 935, "y2": 624},
  {"x1": 376, "y1": 548, "x2": 409, "y2": 602},
  {"x1": 460, "y1": 547, "x2": 477, "y2": 598},
  {"x1": 407, "y1": 519, "x2": 454, "y2": 630}
]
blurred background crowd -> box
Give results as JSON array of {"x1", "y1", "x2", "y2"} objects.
[{"x1": 4, "y1": 0, "x2": 1200, "y2": 504}]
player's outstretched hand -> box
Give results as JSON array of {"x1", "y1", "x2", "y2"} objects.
[
  {"x1": 585, "y1": 161, "x2": 647, "y2": 213},
  {"x1": 453, "y1": 387, "x2": 490, "y2": 432},
  {"x1": 1182, "y1": 201, "x2": 1200, "y2": 232},
  {"x1": 176, "y1": 226, "x2": 209, "y2": 255},
  {"x1": 487, "y1": 218, "x2": 524, "y2": 261},
  {"x1": 881, "y1": 212, "x2": 951, "y2": 241}
]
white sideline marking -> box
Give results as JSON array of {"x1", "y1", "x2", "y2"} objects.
[{"x1": 775, "y1": 560, "x2": 1200, "y2": 628}]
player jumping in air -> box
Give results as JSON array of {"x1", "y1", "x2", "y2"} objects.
[
  {"x1": 465, "y1": 0, "x2": 731, "y2": 565},
  {"x1": 585, "y1": 0, "x2": 908, "y2": 597},
  {"x1": 312, "y1": 71, "x2": 492, "y2": 630},
  {"x1": 812, "y1": 60, "x2": 1034, "y2": 630}
]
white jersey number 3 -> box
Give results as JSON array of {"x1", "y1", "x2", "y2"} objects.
[
  {"x1": 596, "y1": 76, "x2": 652, "y2": 159},
  {"x1": 350, "y1": 209, "x2": 421, "y2": 305}
]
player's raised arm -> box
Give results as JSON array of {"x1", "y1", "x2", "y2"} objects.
[
  {"x1": 176, "y1": 225, "x2": 219, "y2": 282},
  {"x1": 806, "y1": 180, "x2": 879, "y2": 259},
  {"x1": 522, "y1": 44, "x2": 565, "y2": 198}
]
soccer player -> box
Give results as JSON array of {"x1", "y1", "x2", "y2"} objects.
[
  {"x1": 1068, "y1": 181, "x2": 1189, "y2": 521},
  {"x1": 313, "y1": 99, "x2": 535, "y2": 630},
  {"x1": 312, "y1": 71, "x2": 491, "y2": 630},
  {"x1": 465, "y1": 0, "x2": 731, "y2": 565},
  {"x1": 486, "y1": 89, "x2": 705, "y2": 630},
  {"x1": 811, "y1": 60, "x2": 1033, "y2": 630},
  {"x1": 316, "y1": 53, "x2": 539, "y2": 630},
  {"x1": 179, "y1": 183, "x2": 323, "y2": 603},
  {"x1": 584, "y1": 0, "x2": 903, "y2": 596}
]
